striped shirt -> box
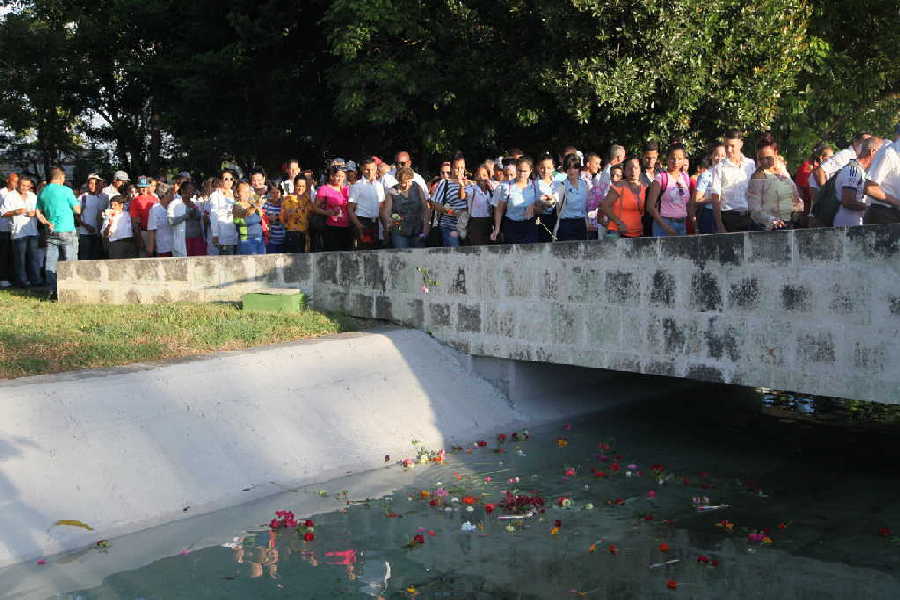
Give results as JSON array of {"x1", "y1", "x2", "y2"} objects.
[
  {"x1": 263, "y1": 201, "x2": 285, "y2": 245},
  {"x1": 432, "y1": 179, "x2": 467, "y2": 229}
]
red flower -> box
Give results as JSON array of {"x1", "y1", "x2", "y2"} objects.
[
  {"x1": 476, "y1": 440, "x2": 488, "y2": 447},
  {"x1": 879, "y1": 527, "x2": 892, "y2": 537},
  {"x1": 427, "y1": 530, "x2": 436, "y2": 536},
  {"x1": 461, "y1": 496, "x2": 477, "y2": 505},
  {"x1": 608, "y1": 544, "x2": 618, "y2": 554},
  {"x1": 651, "y1": 464, "x2": 665, "y2": 472},
  {"x1": 598, "y1": 442, "x2": 611, "y2": 451},
  {"x1": 643, "y1": 514, "x2": 654, "y2": 521},
  {"x1": 711, "y1": 559, "x2": 720, "y2": 567},
  {"x1": 303, "y1": 532, "x2": 315, "y2": 542},
  {"x1": 594, "y1": 471, "x2": 608, "y2": 478},
  {"x1": 413, "y1": 534, "x2": 425, "y2": 544},
  {"x1": 564, "y1": 467, "x2": 576, "y2": 477},
  {"x1": 269, "y1": 519, "x2": 281, "y2": 529},
  {"x1": 497, "y1": 433, "x2": 508, "y2": 442},
  {"x1": 666, "y1": 579, "x2": 678, "y2": 590},
  {"x1": 429, "y1": 499, "x2": 438, "y2": 507},
  {"x1": 610, "y1": 463, "x2": 621, "y2": 472},
  {"x1": 658, "y1": 542, "x2": 670, "y2": 552},
  {"x1": 304, "y1": 519, "x2": 314, "y2": 528},
  {"x1": 554, "y1": 520, "x2": 562, "y2": 528},
  {"x1": 484, "y1": 503, "x2": 496, "y2": 513},
  {"x1": 697, "y1": 555, "x2": 710, "y2": 564}
]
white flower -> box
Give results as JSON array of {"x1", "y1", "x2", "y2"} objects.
[{"x1": 461, "y1": 521, "x2": 476, "y2": 532}]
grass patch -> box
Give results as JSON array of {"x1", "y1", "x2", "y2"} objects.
[{"x1": 0, "y1": 290, "x2": 363, "y2": 379}]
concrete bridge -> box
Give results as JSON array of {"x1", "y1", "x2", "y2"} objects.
[{"x1": 58, "y1": 225, "x2": 900, "y2": 404}]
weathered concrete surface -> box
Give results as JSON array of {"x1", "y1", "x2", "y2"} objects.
[
  {"x1": 57, "y1": 226, "x2": 900, "y2": 403},
  {"x1": 0, "y1": 329, "x2": 527, "y2": 568}
]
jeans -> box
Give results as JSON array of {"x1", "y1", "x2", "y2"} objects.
[
  {"x1": 440, "y1": 227, "x2": 461, "y2": 247},
  {"x1": 391, "y1": 232, "x2": 423, "y2": 249},
  {"x1": 13, "y1": 235, "x2": 41, "y2": 286},
  {"x1": 45, "y1": 230, "x2": 78, "y2": 291},
  {"x1": 0, "y1": 231, "x2": 12, "y2": 283},
  {"x1": 696, "y1": 207, "x2": 716, "y2": 234},
  {"x1": 217, "y1": 244, "x2": 237, "y2": 255},
  {"x1": 652, "y1": 217, "x2": 687, "y2": 237},
  {"x1": 265, "y1": 242, "x2": 284, "y2": 254},
  {"x1": 78, "y1": 234, "x2": 102, "y2": 260},
  {"x1": 239, "y1": 238, "x2": 265, "y2": 255}
]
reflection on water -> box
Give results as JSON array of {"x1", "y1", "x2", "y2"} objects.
[{"x1": 29, "y1": 390, "x2": 900, "y2": 598}]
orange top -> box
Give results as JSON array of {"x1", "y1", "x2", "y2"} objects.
[{"x1": 607, "y1": 182, "x2": 645, "y2": 237}]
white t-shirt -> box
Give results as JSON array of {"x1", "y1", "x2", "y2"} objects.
[
  {"x1": 832, "y1": 161, "x2": 867, "y2": 227},
  {"x1": 349, "y1": 179, "x2": 385, "y2": 219},
  {"x1": 148, "y1": 203, "x2": 174, "y2": 254},
  {"x1": 103, "y1": 209, "x2": 133, "y2": 242},
  {"x1": 709, "y1": 156, "x2": 756, "y2": 212},
  {"x1": 820, "y1": 147, "x2": 857, "y2": 182},
  {"x1": 866, "y1": 140, "x2": 899, "y2": 208},
  {"x1": 78, "y1": 193, "x2": 108, "y2": 235},
  {"x1": 166, "y1": 196, "x2": 187, "y2": 257},
  {"x1": 0, "y1": 187, "x2": 12, "y2": 232},
  {"x1": 208, "y1": 190, "x2": 237, "y2": 246},
  {"x1": 3, "y1": 190, "x2": 38, "y2": 238}
]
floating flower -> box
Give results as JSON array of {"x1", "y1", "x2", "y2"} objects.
[
  {"x1": 658, "y1": 542, "x2": 670, "y2": 552},
  {"x1": 610, "y1": 462, "x2": 621, "y2": 472},
  {"x1": 413, "y1": 534, "x2": 425, "y2": 545},
  {"x1": 304, "y1": 532, "x2": 315, "y2": 542},
  {"x1": 428, "y1": 499, "x2": 438, "y2": 507},
  {"x1": 666, "y1": 579, "x2": 678, "y2": 590},
  {"x1": 402, "y1": 458, "x2": 414, "y2": 469},
  {"x1": 564, "y1": 468, "x2": 576, "y2": 477},
  {"x1": 642, "y1": 514, "x2": 655, "y2": 521},
  {"x1": 747, "y1": 533, "x2": 765, "y2": 543},
  {"x1": 777, "y1": 522, "x2": 790, "y2": 529},
  {"x1": 715, "y1": 520, "x2": 735, "y2": 532},
  {"x1": 554, "y1": 519, "x2": 563, "y2": 528},
  {"x1": 508, "y1": 476, "x2": 520, "y2": 484},
  {"x1": 598, "y1": 442, "x2": 611, "y2": 451},
  {"x1": 434, "y1": 487, "x2": 449, "y2": 497},
  {"x1": 497, "y1": 433, "x2": 508, "y2": 442},
  {"x1": 627, "y1": 464, "x2": 638, "y2": 470},
  {"x1": 556, "y1": 438, "x2": 569, "y2": 448},
  {"x1": 36, "y1": 559, "x2": 46, "y2": 565},
  {"x1": 588, "y1": 543, "x2": 597, "y2": 552},
  {"x1": 421, "y1": 286, "x2": 429, "y2": 294},
  {"x1": 505, "y1": 524, "x2": 516, "y2": 532},
  {"x1": 563, "y1": 423, "x2": 573, "y2": 431},
  {"x1": 466, "y1": 506, "x2": 474, "y2": 512},
  {"x1": 475, "y1": 440, "x2": 488, "y2": 447},
  {"x1": 406, "y1": 586, "x2": 417, "y2": 593},
  {"x1": 420, "y1": 490, "x2": 431, "y2": 499},
  {"x1": 608, "y1": 544, "x2": 619, "y2": 555},
  {"x1": 647, "y1": 490, "x2": 657, "y2": 499},
  {"x1": 557, "y1": 497, "x2": 573, "y2": 508},
  {"x1": 584, "y1": 503, "x2": 595, "y2": 510},
  {"x1": 593, "y1": 470, "x2": 608, "y2": 478},
  {"x1": 697, "y1": 555, "x2": 710, "y2": 564},
  {"x1": 461, "y1": 496, "x2": 477, "y2": 505},
  {"x1": 879, "y1": 527, "x2": 893, "y2": 537},
  {"x1": 483, "y1": 476, "x2": 493, "y2": 483},
  {"x1": 550, "y1": 527, "x2": 560, "y2": 535},
  {"x1": 461, "y1": 521, "x2": 477, "y2": 532},
  {"x1": 427, "y1": 530, "x2": 436, "y2": 536}
]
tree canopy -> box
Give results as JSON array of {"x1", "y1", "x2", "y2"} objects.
[{"x1": 0, "y1": 0, "x2": 895, "y2": 178}]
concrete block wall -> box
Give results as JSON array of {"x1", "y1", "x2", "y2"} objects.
[{"x1": 57, "y1": 225, "x2": 900, "y2": 403}]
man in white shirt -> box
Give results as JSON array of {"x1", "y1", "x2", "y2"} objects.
[
  {"x1": 813, "y1": 132, "x2": 871, "y2": 188},
  {"x1": 77, "y1": 174, "x2": 108, "y2": 260},
  {"x1": 147, "y1": 193, "x2": 175, "y2": 257},
  {"x1": 596, "y1": 144, "x2": 625, "y2": 193},
  {"x1": 2, "y1": 177, "x2": 40, "y2": 287},
  {"x1": 349, "y1": 158, "x2": 385, "y2": 250},
  {"x1": 102, "y1": 170, "x2": 129, "y2": 202},
  {"x1": 0, "y1": 172, "x2": 19, "y2": 287},
  {"x1": 580, "y1": 152, "x2": 602, "y2": 190},
  {"x1": 280, "y1": 159, "x2": 302, "y2": 194},
  {"x1": 102, "y1": 195, "x2": 137, "y2": 259},
  {"x1": 833, "y1": 137, "x2": 883, "y2": 227},
  {"x1": 166, "y1": 192, "x2": 188, "y2": 257},
  {"x1": 864, "y1": 124, "x2": 900, "y2": 224},
  {"x1": 393, "y1": 151, "x2": 429, "y2": 199},
  {"x1": 711, "y1": 129, "x2": 757, "y2": 232}
]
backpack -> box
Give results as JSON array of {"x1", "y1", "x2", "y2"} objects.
[{"x1": 810, "y1": 159, "x2": 858, "y2": 227}]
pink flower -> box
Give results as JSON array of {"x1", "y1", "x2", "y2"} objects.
[
  {"x1": 627, "y1": 464, "x2": 638, "y2": 470},
  {"x1": 647, "y1": 490, "x2": 657, "y2": 499},
  {"x1": 508, "y1": 476, "x2": 520, "y2": 484},
  {"x1": 421, "y1": 285, "x2": 429, "y2": 294},
  {"x1": 564, "y1": 468, "x2": 576, "y2": 477},
  {"x1": 563, "y1": 423, "x2": 573, "y2": 431},
  {"x1": 483, "y1": 476, "x2": 493, "y2": 482},
  {"x1": 435, "y1": 487, "x2": 449, "y2": 497},
  {"x1": 36, "y1": 559, "x2": 46, "y2": 565}
]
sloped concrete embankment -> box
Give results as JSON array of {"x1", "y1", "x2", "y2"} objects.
[{"x1": 0, "y1": 328, "x2": 642, "y2": 568}]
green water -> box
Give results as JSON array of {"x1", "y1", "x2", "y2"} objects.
[{"x1": 15, "y1": 392, "x2": 900, "y2": 599}]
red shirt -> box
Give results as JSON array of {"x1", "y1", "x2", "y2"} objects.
[
  {"x1": 129, "y1": 194, "x2": 157, "y2": 230},
  {"x1": 794, "y1": 161, "x2": 814, "y2": 188}
]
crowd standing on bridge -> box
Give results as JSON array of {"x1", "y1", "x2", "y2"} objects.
[{"x1": 0, "y1": 125, "x2": 897, "y2": 297}]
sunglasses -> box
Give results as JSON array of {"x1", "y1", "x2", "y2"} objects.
[{"x1": 223, "y1": 176, "x2": 234, "y2": 181}]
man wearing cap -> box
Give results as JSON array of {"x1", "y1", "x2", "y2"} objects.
[
  {"x1": 77, "y1": 174, "x2": 109, "y2": 260},
  {"x1": 129, "y1": 176, "x2": 158, "y2": 257},
  {"x1": 103, "y1": 170, "x2": 129, "y2": 203},
  {"x1": 35, "y1": 167, "x2": 80, "y2": 296},
  {"x1": 863, "y1": 124, "x2": 900, "y2": 225}
]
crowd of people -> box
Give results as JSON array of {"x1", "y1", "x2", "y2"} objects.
[{"x1": 0, "y1": 125, "x2": 897, "y2": 297}]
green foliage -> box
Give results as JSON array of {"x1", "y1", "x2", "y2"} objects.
[{"x1": 0, "y1": 0, "x2": 895, "y2": 174}]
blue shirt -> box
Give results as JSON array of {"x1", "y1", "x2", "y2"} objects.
[
  {"x1": 558, "y1": 178, "x2": 589, "y2": 219},
  {"x1": 263, "y1": 201, "x2": 285, "y2": 244},
  {"x1": 504, "y1": 181, "x2": 539, "y2": 222},
  {"x1": 36, "y1": 183, "x2": 78, "y2": 232},
  {"x1": 535, "y1": 179, "x2": 556, "y2": 214},
  {"x1": 432, "y1": 179, "x2": 467, "y2": 229}
]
